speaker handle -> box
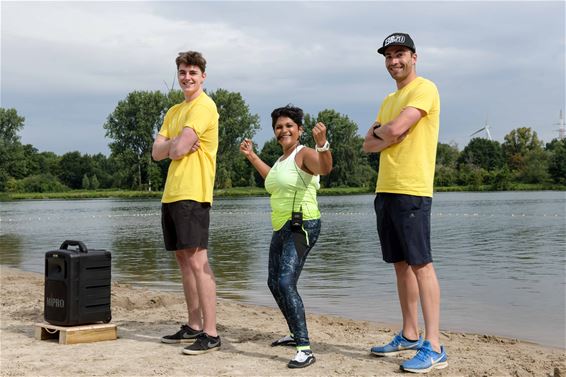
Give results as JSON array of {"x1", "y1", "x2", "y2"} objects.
[{"x1": 59, "y1": 240, "x2": 89, "y2": 253}]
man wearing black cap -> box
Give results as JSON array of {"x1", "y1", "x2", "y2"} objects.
[{"x1": 363, "y1": 33, "x2": 448, "y2": 373}]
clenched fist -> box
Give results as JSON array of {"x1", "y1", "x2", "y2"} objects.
[{"x1": 312, "y1": 122, "x2": 328, "y2": 148}]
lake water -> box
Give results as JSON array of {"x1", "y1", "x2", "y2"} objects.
[{"x1": 1, "y1": 192, "x2": 564, "y2": 348}]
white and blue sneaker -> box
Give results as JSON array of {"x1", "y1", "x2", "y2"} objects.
[
  {"x1": 401, "y1": 340, "x2": 448, "y2": 373},
  {"x1": 371, "y1": 332, "x2": 424, "y2": 356}
]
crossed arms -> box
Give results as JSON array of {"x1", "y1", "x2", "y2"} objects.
[
  {"x1": 362, "y1": 106, "x2": 425, "y2": 153},
  {"x1": 152, "y1": 127, "x2": 200, "y2": 161}
]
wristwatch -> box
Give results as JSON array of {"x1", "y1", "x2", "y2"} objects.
[
  {"x1": 315, "y1": 140, "x2": 330, "y2": 152},
  {"x1": 372, "y1": 123, "x2": 383, "y2": 140}
]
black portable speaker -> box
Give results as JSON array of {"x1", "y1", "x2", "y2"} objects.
[{"x1": 44, "y1": 240, "x2": 112, "y2": 326}]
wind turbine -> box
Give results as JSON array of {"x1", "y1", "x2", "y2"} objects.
[
  {"x1": 554, "y1": 110, "x2": 565, "y2": 140},
  {"x1": 163, "y1": 71, "x2": 176, "y2": 92},
  {"x1": 470, "y1": 118, "x2": 493, "y2": 141}
]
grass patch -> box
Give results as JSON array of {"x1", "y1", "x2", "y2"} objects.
[
  {"x1": 2, "y1": 184, "x2": 564, "y2": 201},
  {"x1": 3, "y1": 190, "x2": 163, "y2": 200},
  {"x1": 319, "y1": 187, "x2": 373, "y2": 195}
]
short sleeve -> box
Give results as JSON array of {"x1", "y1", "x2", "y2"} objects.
[
  {"x1": 405, "y1": 81, "x2": 438, "y2": 116},
  {"x1": 183, "y1": 104, "x2": 214, "y2": 136},
  {"x1": 158, "y1": 106, "x2": 176, "y2": 139}
]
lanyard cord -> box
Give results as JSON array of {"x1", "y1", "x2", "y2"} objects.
[
  {"x1": 290, "y1": 145, "x2": 312, "y2": 246},
  {"x1": 292, "y1": 146, "x2": 309, "y2": 213}
]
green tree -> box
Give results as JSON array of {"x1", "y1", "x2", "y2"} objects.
[
  {"x1": 0, "y1": 108, "x2": 26, "y2": 191},
  {"x1": 259, "y1": 138, "x2": 281, "y2": 167},
  {"x1": 517, "y1": 149, "x2": 549, "y2": 184},
  {"x1": 82, "y1": 174, "x2": 91, "y2": 189},
  {"x1": 435, "y1": 165, "x2": 458, "y2": 187},
  {"x1": 457, "y1": 138, "x2": 504, "y2": 171},
  {"x1": 502, "y1": 127, "x2": 544, "y2": 172},
  {"x1": 36, "y1": 152, "x2": 61, "y2": 177},
  {"x1": 457, "y1": 164, "x2": 487, "y2": 189},
  {"x1": 215, "y1": 166, "x2": 232, "y2": 189},
  {"x1": 3, "y1": 144, "x2": 27, "y2": 181},
  {"x1": 90, "y1": 175, "x2": 100, "y2": 190},
  {"x1": 21, "y1": 144, "x2": 42, "y2": 176},
  {"x1": 103, "y1": 91, "x2": 167, "y2": 190},
  {"x1": 546, "y1": 139, "x2": 566, "y2": 184},
  {"x1": 489, "y1": 168, "x2": 512, "y2": 191},
  {"x1": 146, "y1": 163, "x2": 162, "y2": 191},
  {"x1": 59, "y1": 151, "x2": 93, "y2": 189},
  {"x1": 436, "y1": 142, "x2": 460, "y2": 167},
  {"x1": 90, "y1": 153, "x2": 115, "y2": 189},
  {"x1": 209, "y1": 89, "x2": 260, "y2": 188},
  {"x1": 546, "y1": 138, "x2": 565, "y2": 152},
  {"x1": 0, "y1": 108, "x2": 25, "y2": 144},
  {"x1": 153, "y1": 158, "x2": 171, "y2": 191},
  {"x1": 165, "y1": 89, "x2": 185, "y2": 109},
  {"x1": 256, "y1": 138, "x2": 282, "y2": 186},
  {"x1": 7, "y1": 174, "x2": 68, "y2": 193},
  {"x1": 434, "y1": 142, "x2": 460, "y2": 187},
  {"x1": 304, "y1": 109, "x2": 373, "y2": 188}
]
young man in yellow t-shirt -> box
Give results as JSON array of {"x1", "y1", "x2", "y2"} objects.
[
  {"x1": 152, "y1": 51, "x2": 220, "y2": 355},
  {"x1": 362, "y1": 33, "x2": 447, "y2": 373}
]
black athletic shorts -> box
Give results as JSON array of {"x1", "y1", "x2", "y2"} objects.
[
  {"x1": 161, "y1": 200, "x2": 211, "y2": 251},
  {"x1": 374, "y1": 193, "x2": 432, "y2": 265}
]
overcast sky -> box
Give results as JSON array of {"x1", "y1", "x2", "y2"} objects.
[{"x1": 1, "y1": 1, "x2": 565, "y2": 155}]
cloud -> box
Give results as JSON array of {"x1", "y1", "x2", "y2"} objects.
[{"x1": 1, "y1": 1, "x2": 564, "y2": 154}]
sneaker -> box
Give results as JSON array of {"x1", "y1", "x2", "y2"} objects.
[
  {"x1": 161, "y1": 324, "x2": 203, "y2": 344},
  {"x1": 401, "y1": 340, "x2": 448, "y2": 373},
  {"x1": 370, "y1": 332, "x2": 424, "y2": 356},
  {"x1": 182, "y1": 333, "x2": 221, "y2": 355},
  {"x1": 288, "y1": 350, "x2": 316, "y2": 368},
  {"x1": 271, "y1": 334, "x2": 297, "y2": 347}
]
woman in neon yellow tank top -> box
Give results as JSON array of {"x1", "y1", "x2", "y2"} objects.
[{"x1": 240, "y1": 105, "x2": 332, "y2": 369}]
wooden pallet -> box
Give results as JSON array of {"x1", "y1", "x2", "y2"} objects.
[{"x1": 35, "y1": 322, "x2": 117, "y2": 344}]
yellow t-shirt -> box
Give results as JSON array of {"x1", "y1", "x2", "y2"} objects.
[
  {"x1": 159, "y1": 92, "x2": 219, "y2": 204},
  {"x1": 375, "y1": 77, "x2": 440, "y2": 197}
]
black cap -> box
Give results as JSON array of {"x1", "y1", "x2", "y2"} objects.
[{"x1": 377, "y1": 33, "x2": 416, "y2": 55}]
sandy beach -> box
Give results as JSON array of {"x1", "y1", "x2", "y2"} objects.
[{"x1": 0, "y1": 265, "x2": 564, "y2": 376}]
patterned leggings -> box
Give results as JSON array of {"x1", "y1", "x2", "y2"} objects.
[{"x1": 267, "y1": 219, "x2": 321, "y2": 347}]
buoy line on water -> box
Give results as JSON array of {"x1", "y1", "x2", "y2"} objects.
[{"x1": 0, "y1": 211, "x2": 563, "y2": 223}]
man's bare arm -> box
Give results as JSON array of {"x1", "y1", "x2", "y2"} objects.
[
  {"x1": 374, "y1": 107, "x2": 424, "y2": 142},
  {"x1": 362, "y1": 122, "x2": 396, "y2": 153},
  {"x1": 363, "y1": 107, "x2": 425, "y2": 153},
  {"x1": 152, "y1": 135, "x2": 171, "y2": 161},
  {"x1": 169, "y1": 127, "x2": 199, "y2": 160}
]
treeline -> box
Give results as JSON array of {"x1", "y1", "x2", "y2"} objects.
[
  {"x1": 1, "y1": 90, "x2": 565, "y2": 194},
  {"x1": 435, "y1": 129, "x2": 565, "y2": 190}
]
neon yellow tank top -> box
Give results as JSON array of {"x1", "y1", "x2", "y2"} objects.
[{"x1": 264, "y1": 145, "x2": 321, "y2": 231}]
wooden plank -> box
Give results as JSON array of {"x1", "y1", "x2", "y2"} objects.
[
  {"x1": 34, "y1": 323, "x2": 117, "y2": 344},
  {"x1": 61, "y1": 325, "x2": 117, "y2": 344}
]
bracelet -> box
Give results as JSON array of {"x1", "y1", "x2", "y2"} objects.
[{"x1": 315, "y1": 140, "x2": 330, "y2": 152}]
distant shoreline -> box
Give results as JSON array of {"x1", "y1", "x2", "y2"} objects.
[{"x1": 1, "y1": 184, "x2": 565, "y2": 201}]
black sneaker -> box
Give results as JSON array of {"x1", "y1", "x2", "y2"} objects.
[
  {"x1": 288, "y1": 350, "x2": 316, "y2": 368},
  {"x1": 271, "y1": 334, "x2": 296, "y2": 347},
  {"x1": 161, "y1": 325, "x2": 203, "y2": 344},
  {"x1": 182, "y1": 333, "x2": 221, "y2": 355}
]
